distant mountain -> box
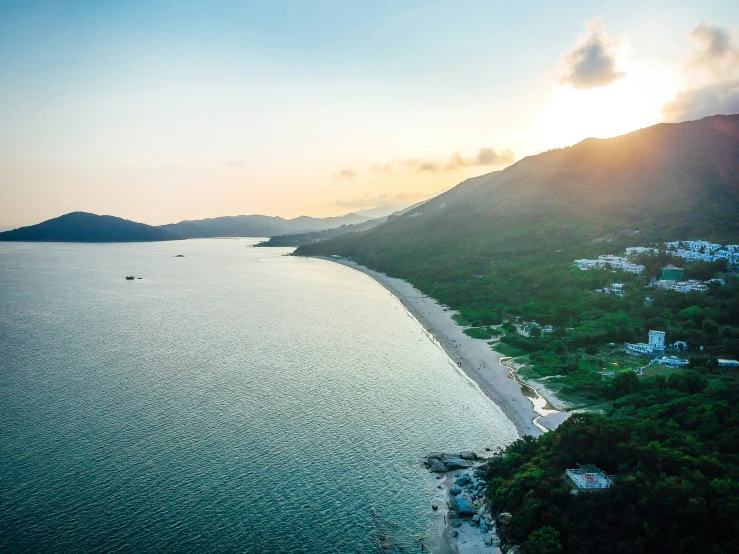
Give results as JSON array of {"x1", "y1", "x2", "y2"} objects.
[
  {"x1": 157, "y1": 213, "x2": 370, "y2": 239},
  {"x1": 297, "y1": 114, "x2": 739, "y2": 268},
  {"x1": 257, "y1": 201, "x2": 430, "y2": 248},
  {"x1": 0, "y1": 212, "x2": 179, "y2": 243},
  {"x1": 255, "y1": 217, "x2": 387, "y2": 248}
]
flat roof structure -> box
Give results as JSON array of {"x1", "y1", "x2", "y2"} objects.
[{"x1": 566, "y1": 463, "x2": 613, "y2": 490}]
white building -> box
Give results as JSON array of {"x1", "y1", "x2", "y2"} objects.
[
  {"x1": 659, "y1": 356, "x2": 688, "y2": 367},
  {"x1": 626, "y1": 247, "x2": 659, "y2": 255},
  {"x1": 649, "y1": 330, "x2": 665, "y2": 350},
  {"x1": 718, "y1": 359, "x2": 739, "y2": 368},
  {"x1": 625, "y1": 330, "x2": 666, "y2": 357}
]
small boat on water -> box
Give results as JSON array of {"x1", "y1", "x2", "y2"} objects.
[{"x1": 125, "y1": 276, "x2": 135, "y2": 280}]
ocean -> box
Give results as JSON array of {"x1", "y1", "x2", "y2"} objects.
[{"x1": 0, "y1": 239, "x2": 516, "y2": 553}]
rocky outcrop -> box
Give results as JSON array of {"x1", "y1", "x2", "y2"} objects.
[
  {"x1": 427, "y1": 458, "x2": 447, "y2": 473},
  {"x1": 424, "y1": 452, "x2": 477, "y2": 472},
  {"x1": 452, "y1": 493, "x2": 476, "y2": 516}
]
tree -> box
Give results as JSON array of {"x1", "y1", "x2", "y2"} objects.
[{"x1": 521, "y1": 526, "x2": 563, "y2": 554}]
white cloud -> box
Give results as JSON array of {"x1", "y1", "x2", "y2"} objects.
[{"x1": 558, "y1": 18, "x2": 625, "y2": 89}]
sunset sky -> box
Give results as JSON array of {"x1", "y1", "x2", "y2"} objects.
[{"x1": 1, "y1": 1, "x2": 738, "y2": 227}]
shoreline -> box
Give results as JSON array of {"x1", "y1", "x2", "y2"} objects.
[
  {"x1": 312, "y1": 256, "x2": 572, "y2": 553},
  {"x1": 315, "y1": 256, "x2": 569, "y2": 438}
]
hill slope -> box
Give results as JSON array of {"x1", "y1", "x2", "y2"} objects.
[
  {"x1": 158, "y1": 213, "x2": 369, "y2": 238},
  {"x1": 0, "y1": 212, "x2": 179, "y2": 242},
  {"x1": 297, "y1": 114, "x2": 739, "y2": 283}
]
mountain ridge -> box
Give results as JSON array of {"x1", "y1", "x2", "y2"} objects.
[
  {"x1": 296, "y1": 114, "x2": 739, "y2": 272},
  {"x1": 0, "y1": 211, "x2": 375, "y2": 242}
]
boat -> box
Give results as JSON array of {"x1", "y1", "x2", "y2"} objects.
[{"x1": 125, "y1": 276, "x2": 135, "y2": 280}]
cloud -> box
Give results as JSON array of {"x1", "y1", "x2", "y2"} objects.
[
  {"x1": 331, "y1": 191, "x2": 431, "y2": 209},
  {"x1": 558, "y1": 17, "x2": 625, "y2": 89},
  {"x1": 664, "y1": 81, "x2": 739, "y2": 121},
  {"x1": 372, "y1": 147, "x2": 515, "y2": 174},
  {"x1": 688, "y1": 21, "x2": 736, "y2": 64},
  {"x1": 664, "y1": 22, "x2": 739, "y2": 121},
  {"x1": 332, "y1": 168, "x2": 356, "y2": 179}
]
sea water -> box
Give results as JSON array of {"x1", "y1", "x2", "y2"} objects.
[{"x1": 0, "y1": 239, "x2": 517, "y2": 553}]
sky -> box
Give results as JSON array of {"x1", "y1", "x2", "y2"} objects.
[{"x1": 1, "y1": 0, "x2": 738, "y2": 227}]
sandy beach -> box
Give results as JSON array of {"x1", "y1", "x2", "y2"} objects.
[{"x1": 319, "y1": 257, "x2": 569, "y2": 438}]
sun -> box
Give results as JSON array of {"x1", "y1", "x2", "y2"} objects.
[{"x1": 534, "y1": 61, "x2": 680, "y2": 151}]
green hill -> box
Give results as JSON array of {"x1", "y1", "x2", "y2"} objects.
[
  {"x1": 0, "y1": 212, "x2": 179, "y2": 242},
  {"x1": 296, "y1": 114, "x2": 739, "y2": 315}
]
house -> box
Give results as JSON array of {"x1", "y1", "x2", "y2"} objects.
[
  {"x1": 625, "y1": 330, "x2": 665, "y2": 357},
  {"x1": 566, "y1": 463, "x2": 613, "y2": 490},
  {"x1": 718, "y1": 359, "x2": 739, "y2": 368},
  {"x1": 625, "y1": 246, "x2": 659, "y2": 255},
  {"x1": 574, "y1": 257, "x2": 643, "y2": 274},
  {"x1": 649, "y1": 330, "x2": 665, "y2": 350},
  {"x1": 659, "y1": 356, "x2": 688, "y2": 367}
]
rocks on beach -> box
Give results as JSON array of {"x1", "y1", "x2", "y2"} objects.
[
  {"x1": 424, "y1": 452, "x2": 476, "y2": 473},
  {"x1": 426, "y1": 450, "x2": 521, "y2": 552}
]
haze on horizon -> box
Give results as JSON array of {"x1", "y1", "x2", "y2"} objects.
[{"x1": 1, "y1": 0, "x2": 738, "y2": 228}]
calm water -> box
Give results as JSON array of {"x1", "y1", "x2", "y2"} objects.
[{"x1": 0, "y1": 239, "x2": 516, "y2": 553}]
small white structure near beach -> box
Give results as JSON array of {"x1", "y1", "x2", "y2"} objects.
[{"x1": 566, "y1": 463, "x2": 613, "y2": 490}]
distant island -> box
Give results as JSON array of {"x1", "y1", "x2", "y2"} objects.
[
  {"x1": 0, "y1": 211, "x2": 377, "y2": 243},
  {"x1": 0, "y1": 212, "x2": 179, "y2": 242}
]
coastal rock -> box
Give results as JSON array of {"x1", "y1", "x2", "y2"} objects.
[
  {"x1": 472, "y1": 515, "x2": 480, "y2": 523},
  {"x1": 498, "y1": 512, "x2": 513, "y2": 525},
  {"x1": 428, "y1": 458, "x2": 447, "y2": 473},
  {"x1": 459, "y1": 451, "x2": 477, "y2": 460},
  {"x1": 452, "y1": 530, "x2": 459, "y2": 537},
  {"x1": 450, "y1": 487, "x2": 462, "y2": 496},
  {"x1": 455, "y1": 475, "x2": 472, "y2": 486},
  {"x1": 506, "y1": 547, "x2": 520, "y2": 554},
  {"x1": 432, "y1": 504, "x2": 438, "y2": 511},
  {"x1": 452, "y1": 494, "x2": 476, "y2": 517},
  {"x1": 480, "y1": 521, "x2": 489, "y2": 532},
  {"x1": 441, "y1": 456, "x2": 473, "y2": 470}
]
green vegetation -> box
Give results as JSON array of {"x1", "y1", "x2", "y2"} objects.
[{"x1": 481, "y1": 372, "x2": 739, "y2": 553}]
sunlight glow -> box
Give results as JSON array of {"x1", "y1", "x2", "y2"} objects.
[{"x1": 534, "y1": 62, "x2": 680, "y2": 150}]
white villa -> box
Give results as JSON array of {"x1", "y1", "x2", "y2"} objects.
[
  {"x1": 574, "y1": 255, "x2": 644, "y2": 274},
  {"x1": 659, "y1": 356, "x2": 689, "y2": 367},
  {"x1": 655, "y1": 278, "x2": 724, "y2": 294},
  {"x1": 625, "y1": 330, "x2": 666, "y2": 357}
]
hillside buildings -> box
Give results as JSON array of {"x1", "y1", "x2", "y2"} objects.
[
  {"x1": 663, "y1": 241, "x2": 739, "y2": 265},
  {"x1": 574, "y1": 255, "x2": 644, "y2": 274},
  {"x1": 624, "y1": 330, "x2": 665, "y2": 357}
]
